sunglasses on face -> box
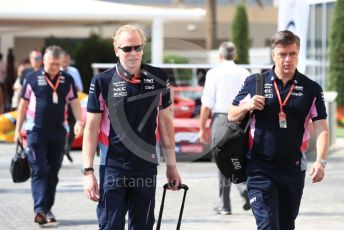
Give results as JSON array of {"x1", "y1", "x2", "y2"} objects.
[
  {"x1": 118, "y1": 45, "x2": 144, "y2": 53},
  {"x1": 34, "y1": 56, "x2": 42, "y2": 61}
]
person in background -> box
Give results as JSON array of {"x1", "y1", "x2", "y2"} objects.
[
  {"x1": 14, "y1": 45, "x2": 84, "y2": 227},
  {"x1": 16, "y1": 49, "x2": 43, "y2": 98},
  {"x1": 61, "y1": 51, "x2": 83, "y2": 162},
  {"x1": 82, "y1": 24, "x2": 181, "y2": 230},
  {"x1": 62, "y1": 52, "x2": 83, "y2": 91},
  {"x1": 228, "y1": 30, "x2": 329, "y2": 229},
  {"x1": 11, "y1": 58, "x2": 30, "y2": 110},
  {"x1": 199, "y1": 41, "x2": 251, "y2": 215}
]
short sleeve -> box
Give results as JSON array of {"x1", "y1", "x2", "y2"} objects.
[
  {"x1": 21, "y1": 80, "x2": 32, "y2": 101},
  {"x1": 232, "y1": 76, "x2": 253, "y2": 106},
  {"x1": 87, "y1": 75, "x2": 104, "y2": 113},
  {"x1": 201, "y1": 69, "x2": 216, "y2": 109},
  {"x1": 310, "y1": 84, "x2": 327, "y2": 121},
  {"x1": 159, "y1": 70, "x2": 172, "y2": 110},
  {"x1": 67, "y1": 76, "x2": 78, "y2": 101}
]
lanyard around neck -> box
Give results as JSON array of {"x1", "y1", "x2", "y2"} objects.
[
  {"x1": 45, "y1": 74, "x2": 60, "y2": 93},
  {"x1": 116, "y1": 64, "x2": 141, "y2": 84},
  {"x1": 273, "y1": 80, "x2": 295, "y2": 112}
]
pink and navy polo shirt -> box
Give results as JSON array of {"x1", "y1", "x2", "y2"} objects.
[
  {"x1": 232, "y1": 66, "x2": 327, "y2": 171},
  {"x1": 87, "y1": 62, "x2": 172, "y2": 170},
  {"x1": 22, "y1": 68, "x2": 78, "y2": 133}
]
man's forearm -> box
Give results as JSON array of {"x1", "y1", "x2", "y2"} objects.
[
  {"x1": 314, "y1": 120, "x2": 329, "y2": 161},
  {"x1": 159, "y1": 108, "x2": 177, "y2": 166},
  {"x1": 228, "y1": 104, "x2": 250, "y2": 121},
  {"x1": 15, "y1": 99, "x2": 27, "y2": 133},
  {"x1": 199, "y1": 105, "x2": 211, "y2": 131},
  {"x1": 70, "y1": 99, "x2": 82, "y2": 122},
  {"x1": 82, "y1": 128, "x2": 98, "y2": 168}
]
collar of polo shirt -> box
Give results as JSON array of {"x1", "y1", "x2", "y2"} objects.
[{"x1": 117, "y1": 62, "x2": 144, "y2": 83}]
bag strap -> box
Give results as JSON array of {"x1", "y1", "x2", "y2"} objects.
[
  {"x1": 16, "y1": 141, "x2": 25, "y2": 156},
  {"x1": 244, "y1": 73, "x2": 265, "y2": 133},
  {"x1": 17, "y1": 141, "x2": 24, "y2": 150}
]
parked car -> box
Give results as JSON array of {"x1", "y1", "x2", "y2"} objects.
[{"x1": 172, "y1": 86, "x2": 212, "y2": 161}]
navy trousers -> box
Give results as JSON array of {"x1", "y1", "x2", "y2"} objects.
[
  {"x1": 97, "y1": 165, "x2": 157, "y2": 230},
  {"x1": 246, "y1": 159, "x2": 305, "y2": 230},
  {"x1": 27, "y1": 130, "x2": 65, "y2": 214}
]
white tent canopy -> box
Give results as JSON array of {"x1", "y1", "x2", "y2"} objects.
[{"x1": 0, "y1": 0, "x2": 205, "y2": 64}]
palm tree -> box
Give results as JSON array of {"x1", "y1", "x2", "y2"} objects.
[
  {"x1": 172, "y1": 0, "x2": 263, "y2": 50},
  {"x1": 206, "y1": 0, "x2": 217, "y2": 50}
]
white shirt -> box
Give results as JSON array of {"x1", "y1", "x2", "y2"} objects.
[
  {"x1": 201, "y1": 60, "x2": 250, "y2": 113},
  {"x1": 64, "y1": 66, "x2": 83, "y2": 92}
]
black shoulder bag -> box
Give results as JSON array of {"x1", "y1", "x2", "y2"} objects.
[
  {"x1": 10, "y1": 141, "x2": 31, "y2": 183},
  {"x1": 212, "y1": 73, "x2": 264, "y2": 184}
]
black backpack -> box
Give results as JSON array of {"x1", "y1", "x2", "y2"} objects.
[{"x1": 212, "y1": 73, "x2": 264, "y2": 183}]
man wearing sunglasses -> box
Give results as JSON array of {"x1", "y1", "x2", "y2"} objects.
[
  {"x1": 82, "y1": 24, "x2": 181, "y2": 230},
  {"x1": 14, "y1": 50, "x2": 43, "y2": 109}
]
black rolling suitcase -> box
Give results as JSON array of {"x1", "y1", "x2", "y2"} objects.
[{"x1": 156, "y1": 183, "x2": 189, "y2": 230}]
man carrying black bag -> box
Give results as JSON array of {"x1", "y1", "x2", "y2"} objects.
[
  {"x1": 199, "y1": 42, "x2": 250, "y2": 215},
  {"x1": 228, "y1": 31, "x2": 329, "y2": 229}
]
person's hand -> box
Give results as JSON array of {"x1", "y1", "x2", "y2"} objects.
[
  {"x1": 74, "y1": 120, "x2": 84, "y2": 138},
  {"x1": 83, "y1": 172, "x2": 99, "y2": 201},
  {"x1": 166, "y1": 165, "x2": 181, "y2": 191},
  {"x1": 247, "y1": 95, "x2": 265, "y2": 111},
  {"x1": 309, "y1": 161, "x2": 325, "y2": 183},
  {"x1": 199, "y1": 129, "x2": 209, "y2": 144},
  {"x1": 13, "y1": 130, "x2": 22, "y2": 144}
]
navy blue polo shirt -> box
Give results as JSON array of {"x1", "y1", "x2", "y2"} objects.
[
  {"x1": 22, "y1": 68, "x2": 78, "y2": 133},
  {"x1": 233, "y1": 66, "x2": 327, "y2": 170},
  {"x1": 87, "y1": 62, "x2": 172, "y2": 170}
]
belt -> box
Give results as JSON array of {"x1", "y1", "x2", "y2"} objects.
[{"x1": 213, "y1": 113, "x2": 227, "y2": 117}]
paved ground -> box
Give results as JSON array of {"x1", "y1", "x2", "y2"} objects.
[{"x1": 0, "y1": 139, "x2": 343, "y2": 230}]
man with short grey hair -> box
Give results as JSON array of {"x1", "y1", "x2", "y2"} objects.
[
  {"x1": 14, "y1": 45, "x2": 83, "y2": 226},
  {"x1": 199, "y1": 41, "x2": 251, "y2": 215}
]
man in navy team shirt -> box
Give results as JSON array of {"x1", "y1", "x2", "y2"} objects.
[
  {"x1": 228, "y1": 30, "x2": 329, "y2": 229},
  {"x1": 82, "y1": 25, "x2": 181, "y2": 230},
  {"x1": 14, "y1": 46, "x2": 84, "y2": 226}
]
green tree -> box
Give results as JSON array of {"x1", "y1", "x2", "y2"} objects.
[
  {"x1": 231, "y1": 4, "x2": 249, "y2": 64},
  {"x1": 45, "y1": 36, "x2": 81, "y2": 55},
  {"x1": 164, "y1": 54, "x2": 191, "y2": 85},
  {"x1": 328, "y1": 0, "x2": 344, "y2": 106},
  {"x1": 74, "y1": 34, "x2": 116, "y2": 92}
]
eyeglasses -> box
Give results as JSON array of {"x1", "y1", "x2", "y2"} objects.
[
  {"x1": 34, "y1": 56, "x2": 42, "y2": 61},
  {"x1": 118, "y1": 45, "x2": 144, "y2": 53}
]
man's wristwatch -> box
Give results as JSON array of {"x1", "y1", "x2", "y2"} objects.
[
  {"x1": 317, "y1": 160, "x2": 327, "y2": 168},
  {"x1": 81, "y1": 167, "x2": 94, "y2": 175}
]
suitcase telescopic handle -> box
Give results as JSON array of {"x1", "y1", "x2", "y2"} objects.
[
  {"x1": 156, "y1": 183, "x2": 189, "y2": 230},
  {"x1": 163, "y1": 183, "x2": 189, "y2": 190}
]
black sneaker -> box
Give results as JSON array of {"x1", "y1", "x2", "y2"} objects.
[{"x1": 34, "y1": 213, "x2": 47, "y2": 226}]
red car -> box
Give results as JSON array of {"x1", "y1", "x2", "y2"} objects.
[{"x1": 172, "y1": 86, "x2": 212, "y2": 161}]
